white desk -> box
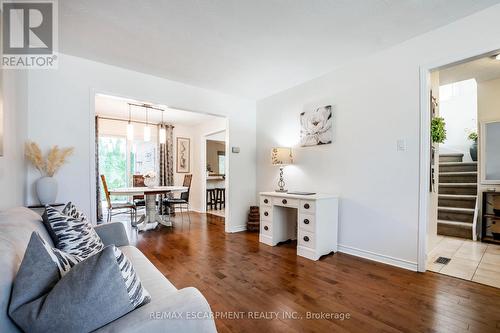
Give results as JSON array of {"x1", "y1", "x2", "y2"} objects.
[{"x1": 259, "y1": 192, "x2": 339, "y2": 261}]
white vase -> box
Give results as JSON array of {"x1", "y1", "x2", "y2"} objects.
[
  {"x1": 36, "y1": 176, "x2": 58, "y2": 205},
  {"x1": 144, "y1": 176, "x2": 156, "y2": 188}
]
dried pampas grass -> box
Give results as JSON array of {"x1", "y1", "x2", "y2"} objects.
[{"x1": 25, "y1": 141, "x2": 74, "y2": 177}]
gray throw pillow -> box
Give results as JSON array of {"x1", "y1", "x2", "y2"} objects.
[
  {"x1": 9, "y1": 232, "x2": 151, "y2": 333},
  {"x1": 42, "y1": 204, "x2": 104, "y2": 260}
]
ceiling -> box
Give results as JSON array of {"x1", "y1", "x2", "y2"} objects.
[
  {"x1": 95, "y1": 94, "x2": 219, "y2": 126},
  {"x1": 60, "y1": 0, "x2": 500, "y2": 99},
  {"x1": 439, "y1": 56, "x2": 500, "y2": 85}
]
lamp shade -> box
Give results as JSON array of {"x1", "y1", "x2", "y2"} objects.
[{"x1": 271, "y1": 147, "x2": 293, "y2": 166}]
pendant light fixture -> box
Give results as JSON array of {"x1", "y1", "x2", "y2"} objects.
[
  {"x1": 144, "y1": 105, "x2": 151, "y2": 142},
  {"x1": 159, "y1": 109, "x2": 166, "y2": 144},
  {"x1": 127, "y1": 104, "x2": 134, "y2": 141}
]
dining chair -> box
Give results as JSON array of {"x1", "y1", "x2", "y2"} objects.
[
  {"x1": 132, "y1": 174, "x2": 146, "y2": 209},
  {"x1": 101, "y1": 174, "x2": 137, "y2": 224},
  {"x1": 163, "y1": 174, "x2": 192, "y2": 225}
]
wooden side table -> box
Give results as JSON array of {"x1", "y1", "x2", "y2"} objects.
[{"x1": 481, "y1": 191, "x2": 500, "y2": 244}]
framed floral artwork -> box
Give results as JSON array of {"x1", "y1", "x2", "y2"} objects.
[
  {"x1": 176, "y1": 137, "x2": 190, "y2": 173},
  {"x1": 300, "y1": 105, "x2": 333, "y2": 147}
]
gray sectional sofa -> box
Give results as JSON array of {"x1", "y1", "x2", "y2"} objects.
[{"x1": 0, "y1": 207, "x2": 217, "y2": 333}]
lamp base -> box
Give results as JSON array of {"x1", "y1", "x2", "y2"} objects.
[{"x1": 275, "y1": 189, "x2": 288, "y2": 193}]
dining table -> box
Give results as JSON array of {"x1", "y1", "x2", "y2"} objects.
[{"x1": 109, "y1": 186, "x2": 188, "y2": 231}]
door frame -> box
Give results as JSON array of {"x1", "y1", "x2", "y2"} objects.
[
  {"x1": 201, "y1": 129, "x2": 228, "y2": 220},
  {"x1": 89, "y1": 90, "x2": 231, "y2": 231},
  {"x1": 417, "y1": 46, "x2": 500, "y2": 272}
]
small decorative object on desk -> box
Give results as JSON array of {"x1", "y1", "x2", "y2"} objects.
[
  {"x1": 143, "y1": 171, "x2": 157, "y2": 188},
  {"x1": 25, "y1": 142, "x2": 74, "y2": 205},
  {"x1": 247, "y1": 206, "x2": 260, "y2": 232}
]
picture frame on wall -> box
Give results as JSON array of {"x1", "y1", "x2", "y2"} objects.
[{"x1": 176, "y1": 137, "x2": 190, "y2": 173}]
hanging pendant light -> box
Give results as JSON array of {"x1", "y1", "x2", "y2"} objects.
[
  {"x1": 144, "y1": 106, "x2": 151, "y2": 142},
  {"x1": 127, "y1": 104, "x2": 134, "y2": 141},
  {"x1": 159, "y1": 110, "x2": 166, "y2": 144}
]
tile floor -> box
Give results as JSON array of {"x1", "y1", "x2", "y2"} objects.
[{"x1": 427, "y1": 235, "x2": 500, "y2": 288}]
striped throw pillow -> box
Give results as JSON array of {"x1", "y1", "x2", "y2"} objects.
[
  {"x1": 112, "y1": 246, "x2": 151, "y2": 308},
  {"x1": 43, "y1": 205, "x2": 104, "y2": 260}
]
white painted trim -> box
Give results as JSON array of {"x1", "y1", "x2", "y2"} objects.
[
  {"x1": 417, "y1": 45, "x2": 500, "y2": 273},
  {"x1": 338, "y1": 244, "x2": 418, "y2": 271},
  {"x1": 228, "y1": 224, "x2": 247, "y2": 233}
]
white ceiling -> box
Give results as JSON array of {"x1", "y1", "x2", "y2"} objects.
[
  {"x1": 439, "y1": 56, "x2": 500, "y2": 85},
  {"x1": 95, "y1": 94, "x2": 219, "y2": 126},
  {"x1": 60, "y1": 0, "x2": 500, "y2": 99}
]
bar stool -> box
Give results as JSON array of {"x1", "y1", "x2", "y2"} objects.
[
  {"x1": 206, "y1": 189, "x2": 216, "y2": 210},
  {"x1": 215, "y1": 188, "x2": 225, "y2": 210}
]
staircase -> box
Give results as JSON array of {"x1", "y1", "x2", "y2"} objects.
[{"x1": 437, "y1": 153, "x2": 478, "y2": 239}]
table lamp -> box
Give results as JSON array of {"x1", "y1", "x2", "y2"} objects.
[{"x1": 271, "y1": 147, "x2": 293, "y2": 192}]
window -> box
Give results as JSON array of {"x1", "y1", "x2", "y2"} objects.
[{"x1": 99, "y1": 136, "x2": 127, "y2": 200}]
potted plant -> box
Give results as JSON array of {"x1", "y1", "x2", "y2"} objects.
[
  {"x1": 431, "y1": 117, "x2": 447, "y2": 144},
  {"x1": 467, "y1": 131, "x2": 478, "y2": 162},
  {"x1": 25, "y1": 142, "x2": 74, "y2": 204}
]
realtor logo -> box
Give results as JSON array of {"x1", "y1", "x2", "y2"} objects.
[{"x1": 1, "y1": 0, "x2": 58, "y2": 68}]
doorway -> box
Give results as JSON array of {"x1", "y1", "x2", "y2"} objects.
[
  {"x1": 420, "y1": 51, "x2": 500, "y2": 288},
  {"x1": 203, "y1": 130, "x2": 227, "y2": 219}
]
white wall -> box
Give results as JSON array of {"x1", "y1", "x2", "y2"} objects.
[
  {"x1": 0, "y1": 70, "x2": 28, "y2": 210},
  {"x1": 25, "y1": 54, "x2": 256, "y2": 231},
  {"x1": 439, "y1": 79, "x2": 477, "y2": 160},
  {"x1": 256, "y1": 4, "x2": 500, "y2": 270}
]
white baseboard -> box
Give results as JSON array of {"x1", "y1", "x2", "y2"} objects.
[
  {"x1": 338, "y1": 244, "x2": 418, "y2": 271},
  {"x1": 227, "y1": 224, "x2": 247, "y2": 233}
]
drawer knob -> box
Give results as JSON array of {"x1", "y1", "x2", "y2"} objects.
[
  {"x1": 264, "y1": 211, "x2": 269, "y2": 217},
  {"x1": 282, "y1": 199, "x2": 287, "y2": 204},
  {"x1": 303, "y1": 236, "x2": 310, "y2": 242},
  {"x1": 303, "y1": 219, "x2": 310, "y2": 225},
  {"x1": 264, "y1": 226, "x2": 269, "y2": 231},
  {"x1": 304, "y1": 203, "x2": 310, "y2": 209},
  {"x1": 264, "y1": 199, "x2": 269, "y2": 204}
]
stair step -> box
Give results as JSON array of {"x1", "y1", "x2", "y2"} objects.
[
  {"x1": 439, "y1": 162, "x2": 477, "y2": 172},
  {"x1": 437, "y1": 220, "x2": 472, "y2": 239},
  {"x1": 438, "y1": 171, "x2": 477, "y2": 183},
  {"x1": 439, "y1": 153, "x2": 464, "y2": 163},
  {"x1": 438, "y1": 183, "x2": 477, "y2": 195},
  {"x1": 438, "y1": 194, "x2": 477, "y2": 209},
  {"x1": 438, "y1": 206, "x2": 474, "y2": 223}
]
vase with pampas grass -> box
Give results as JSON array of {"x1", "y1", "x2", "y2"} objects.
[{"x1": 25, "y1": 142, "x2": 74, "y2": 205}]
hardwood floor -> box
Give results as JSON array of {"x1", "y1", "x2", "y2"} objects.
[{"x1": 130, "y1": 213, "x2": 500, "y2": 333}]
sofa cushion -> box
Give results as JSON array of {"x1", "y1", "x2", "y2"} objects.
[
  {"x1": 42, "y1": 205, "x2": 104, "y2": 259},
  {"x1": 0, "y1": 207, "x2": 53, "y2": 333},
  {"x1": 9, "y1": 241, "x2": 150, "y2": 333}
]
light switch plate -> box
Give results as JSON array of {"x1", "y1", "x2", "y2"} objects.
[
  {"x1": 397, "y1": 139, "x2": 407, "y2": 152},
  {"x1": 231, "y1": 146, "x2": 240, "y2": 153}
]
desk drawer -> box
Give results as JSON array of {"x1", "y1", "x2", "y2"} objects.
[
  {"x1": 273, "y1": 197, "x2": 299, "y2": 208},
  {"x1": 260, "y1": 196, "x2": 272, "y2": 206},
  {"x1": 260, "y1": 207, "x2": 273, "y2": 221},
  {"x1": 300, "y1": 200, "x2": 316, "y2": 213},
  {"x1": 261, "y1": 222, "x2": 272, "y2": 236},
  {"x1": 299, "y1": 214, "x2": 315, "y2": 233},
  {"x1": 298, "y1": 230, "x2": 315, "y2": 249}
]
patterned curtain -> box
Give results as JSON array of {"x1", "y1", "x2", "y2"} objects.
[
  {"x1": 95, "y1": 116, "x2": 103, "y2": 223},
  {"x1": 159, "y1": 123, "x2": 174, "y2": 213}
]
